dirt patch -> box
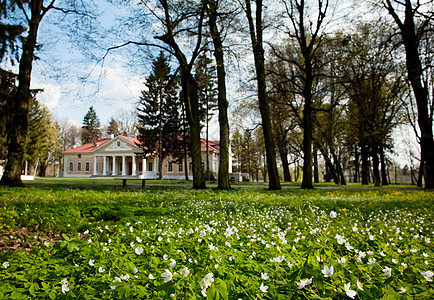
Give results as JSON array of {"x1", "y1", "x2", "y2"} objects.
[{"x1": 0, "y1": 226, "x2": 68, "y2": 253}]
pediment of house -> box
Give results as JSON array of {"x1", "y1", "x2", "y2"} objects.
[{"x1": 93, "y1": 136, "x2": 140, "y2": 153}]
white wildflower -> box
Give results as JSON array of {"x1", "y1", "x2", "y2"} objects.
[
  {"x1": 161, "y1": 269, "x2": 173, "y2": 283},
  {"x1": 260, "y1": 282, "x2": 268, "y2": 293},
  {"x1": 344, "y1": 282, "x2": 356, "y2": 299}
]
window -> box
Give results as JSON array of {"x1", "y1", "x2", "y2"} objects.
[
  {"x1": 168, "y1": 162, "x2": 173, "y2": 173},
  {"x1": 148, "y1": 162, "x2": 153, "y2": 171},
  {"x1": 138, "y1": 162, "x2": 143, "y2": 172},
  {"x1": 78, "y1": 154, "x2": 81, "y2": 159},
  {"x1": 77, "y1": 162, "x2": 82, "y2": 172},
  {"x1": 85, "y1": 162, "x2": 90, "y2": 172},
  {"x1": 178, "y1": 163, "x2": 183, "y2": 173},
  {"x1": 189, "y1": 163, "x2": 192, "y2": 172},
  {"x1": 69, "y1": 162, "x2": 73, "y2": 172}
]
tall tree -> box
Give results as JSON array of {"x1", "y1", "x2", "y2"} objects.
[
  {"x1": 0, "y1": 0, "x2": 92, "y2": 186},
  {"x1": 336, "y1": 22, "x2": 406, "y2": 186},
  {"x1": 243, "y1": 0, "x2": 281, "y2": 190},
  {"x1": 0, "y1": 0, "x2": 54, "y2": 186},
  {"x1": 58, "y1": 119, "x2": 81, "y2": 151},
  {"x1": 25, "y1": 98, "x2": 61, "y2": 177},
  {"x1": 382, "y1": 0, "x2": 434, "y2": 188},
  {"x1": 0, "y1": 2, "x2": 25, "y2": 63},
  {"x1": 142, "y1": 0, "x2": 207, "y2": 189},
  {"x1": 81, "y1": 106, "x2": 101, "y2": 144},
  {"x1": 205, "y1": 0, "x2": 232, "y2": 189},
  {"x1": 268, "y1": 91, "x2": 296, "y2": 182},
  {"x1": 277, "y1": 0, "x2": 329, "y2": 189},
  {"x1": 115, "y1": 110, "x2": 137, "y2": 136},
  {"x1": 0, "y1": 69, "x2": 16, "y2": 160},
  {"x1": 136, "y1": 51, "x2": 183, "y2": 179}
]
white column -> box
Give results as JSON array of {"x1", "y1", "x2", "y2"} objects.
[
  {"x1": 142, "y1": 157, "x2": 147, "y2": 172},
  {"x1": 112, "y1": 156, "x2": 116, "y2": 176},
  {"x1": 122, "y1": 155, "x2": 126, "y2": 176},
  {"x1": 64, "y1": 158, "x2": 68, "y2": 176},
  {"x1": 102, "y1": 156, "x2": 107, "y2": 175},
  {"x1": 132, "y1": 156, "x2": 137, "y2": 176},
  {"x1": 93, "y1": 156, "x2": 98, "y2": 175},
  {"x1": 154, "y1": 156, "x2": 158, "y2": 175}
]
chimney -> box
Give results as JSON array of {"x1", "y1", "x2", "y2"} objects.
[{"x1": 110, "y1": 134, "x2": 114, "y2": 139}]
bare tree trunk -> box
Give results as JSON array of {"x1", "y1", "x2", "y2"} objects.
[
  {"x1": 206, "y1": 0, "x2": 231, "y2": 190},
  {"x1": 182, "y1": 72, "x2": 206, "y2": 189},
  {"x1": 361, "y1": 143, "x2": 370, "y2": 185},
  {"x1": 317, "y1": 144, "x2": 339, "y2": 184},
  {"x1": 156, "y1": 0, "x2": 206, "y2": 189},
  {"x1": 372, "y1": 146, "x2": 381, "y2": 186},
  {"x1": 417, "y1": 158, "x2": 424, "y2": 187},
  {"x1": 244, "y1": 0, "x2": 281, "y2": 190},
  {"x1": 313, "y1": 147, "x2": 319, "y2": 183},
  {"x1": 354, "y1": 145, "x2": 359, "y2": 183},
  {"x1": 384, "y1": 0, "x2": 434, "y2": 189},
  {"x1": 332, "y1": 150, "x2": 346, "y2": 185},
  {"x1": 380, "y1": 146, "x2": 388, "y2": 186},
  {"x1": 278, "y1": 143, "x2": 291, "y2": 182}
]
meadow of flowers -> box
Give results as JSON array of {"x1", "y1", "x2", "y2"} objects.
[{"x1": 0, "y1": 186, "x2": 433, "y2": 299}]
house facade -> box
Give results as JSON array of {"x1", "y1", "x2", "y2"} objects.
[{"x1": 62, "y1": 135, "x2": 230, "y2": 179}]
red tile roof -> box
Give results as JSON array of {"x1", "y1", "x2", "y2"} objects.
[
  {"x1": 63, "y1": 138, "x2": 111, "y2": 153},
  {"x1": 120, "y1": 135, "x2": 140, "y2": 145},
  {"x1": 201, "y1": 138, "x2": 220, "y2": 152},
  {"x1": 63, "y1": 136, "x2": 219, "y2": 154}
]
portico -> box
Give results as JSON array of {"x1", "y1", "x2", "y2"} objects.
[
  {"x1": 63, "y1": 135, "x2": 226, "y2": 179},
  {"x1": 92, "y1": 154, "x2": 146, "y2": 177}
]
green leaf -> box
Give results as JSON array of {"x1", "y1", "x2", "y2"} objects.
[
  {"x1": 207, "y1": 286, "x2": 217, "y2": 300},
  {"x1": 215, "y1": 279, "x2": 228, "y2": 300}
]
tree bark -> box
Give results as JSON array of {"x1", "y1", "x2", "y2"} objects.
[
  {"x1": 313, "y1": 147, "x2": 319, "y2": 183},
  {"x1": 380, "y1": 145, "x2": 388, "y2": 186},
  {"x1": 206, "y1": 0, "x2": 231, "y2": 190},
  {"x1": 332, "y1": 149, "x2": 346, "y2": 185},
  {"x1": 244, "y1": 0, "x2": 281, "y2": 190},
  {"x1": 361, "y1": 143, "x2": 370, "y2": 185},
  {"x1": 354, "y1": 145, "x2": 359, "y2": 183},
  {"x1": 156, "y1": 0, "x2": 206, "y2": 189},
  {"x1": 1, "y1": 1, "x2": 45, "y2": 187},
  {"x1": 182, "y1": 71, "x2": 206, "y2": 189},
  {"x1": 372, "y1": 146, "x2": 381, "y2": 186},
  {"x1": 277, "y1": 142, "x2": 291, "y2": 182},
  {"x1": 417, "y1": 154, "x2": 424, "y2": 187}
]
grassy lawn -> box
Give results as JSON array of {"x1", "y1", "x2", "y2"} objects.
[
  {"x1": 0, "y1": 184, "x2": 432, "y2": 299},
  {"x1": 25, "y1": 176, "x2": 420, "y2": 189}
]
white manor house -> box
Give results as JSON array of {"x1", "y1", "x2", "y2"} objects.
[{"x1": 62, "y1": 135, "x2": 231, "y2": 179}]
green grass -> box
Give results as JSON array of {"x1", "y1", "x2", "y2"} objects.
[
  {"x1": 0, "y1": 184, "x2": 432, "y2": 299},
  {"x1": 25, "y1": 176, "x2": 420, "y2": 189}
]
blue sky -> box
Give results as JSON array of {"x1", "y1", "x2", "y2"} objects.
[
  {"x1": 29, "y1": 1, "x2": 148, "y2": 127},
  {"x1": 3, "y1": 0, "x2": 419, "y2": 165}
]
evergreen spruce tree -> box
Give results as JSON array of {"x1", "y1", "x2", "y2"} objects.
[
  {"x1": 106, "y1": 117, "x2": 120, "y2": 136},
  {"x1": 136, "y1": 51, "x2": 183, "y2": 179},
  {"x1": 0, "y1": 69, "x2": 16, "y2": 160},
  {"x1": 195, "y1": 51, "x2": 218, "y2": 180},
  {"x1": 81, "y1": 106, "x2": 101, "y2": 144}
]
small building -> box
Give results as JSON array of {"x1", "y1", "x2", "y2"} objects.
[{"x1": 62, "y1": 135, "x2": 230, "y2": 179}]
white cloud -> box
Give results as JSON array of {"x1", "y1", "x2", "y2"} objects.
[{"x1": 34, "y1": 83, "x2": 61, "y2": 109}]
